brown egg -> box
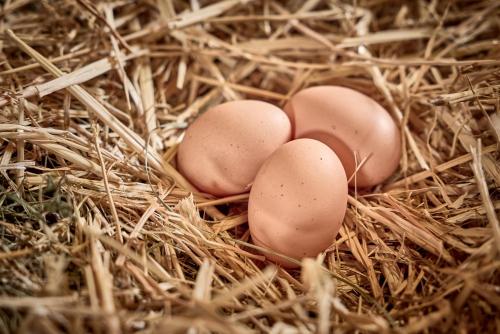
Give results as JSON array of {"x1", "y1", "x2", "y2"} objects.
[
  {"x1": 177, "y1": 100, "x2": 291, "y2": 197},
  {"x1": 248, "y1": 138, "x2": 347, "y2": 268},
  {"x1": 284, "y1": 86, "x2": 401, "y2": 188}
]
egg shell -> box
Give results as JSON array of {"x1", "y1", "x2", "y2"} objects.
[
  {"x1": 177, "y1": 100, "x2": 291, "y2": 197},
  {"x1": 248, "y1": 138, "x2": 348, "y2": 268},
  {"x1": 284, "y1": 86, "x2": 401, "y2": 188}
]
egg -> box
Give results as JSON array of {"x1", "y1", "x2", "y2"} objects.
[
  {"x1": 248, "y1": 138, "x2": 348, "y2": 268},
  {"x1": 284, "y1": 86, "x2": 401, "y2": 188},
  {"x1": 177, "y1": 100, "x2": 291, "y2": 197}
]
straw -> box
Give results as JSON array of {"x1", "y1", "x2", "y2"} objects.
[{"x1": 0, "y1": 1, "x2": 498, "y2": 333}]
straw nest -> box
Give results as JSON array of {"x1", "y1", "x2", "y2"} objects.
[{"x1": 0, "y1": 0, "x2": 499, "y2": 333}]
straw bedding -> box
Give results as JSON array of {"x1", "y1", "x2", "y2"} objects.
[{"x1": 0, "y1": 0, "x2": 499, "y2": 333}]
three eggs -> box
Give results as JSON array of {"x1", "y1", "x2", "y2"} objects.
[{"x1": 177, "y1": 86, "x2": 401, "y2": 267}]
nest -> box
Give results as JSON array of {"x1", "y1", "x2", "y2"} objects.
[{"x1": 0, "y1": 0, "x2": 499, "y2": 333}]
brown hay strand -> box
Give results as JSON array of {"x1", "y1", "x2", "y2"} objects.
[{"x1": 0, "y1": 0, "x2": 499, "y2": 333}]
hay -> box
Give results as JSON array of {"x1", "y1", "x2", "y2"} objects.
[{"x1": 0, "y1": 0, "x2": 499, "y2": 333}]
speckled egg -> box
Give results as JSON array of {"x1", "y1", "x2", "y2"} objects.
[
  {"x1": 284, "y1": 86, "x2": 401, "y2": 188},
  {"x1": 177, "y1": 100, "x2": 291, "y2": 197},
  {"x1": 248, "y1": 138, "x2": 348, "y2": 268}
]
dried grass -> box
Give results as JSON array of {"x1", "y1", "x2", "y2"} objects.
[{"x1": 0, "y1": 0, "x2": 499, "y2": 333}]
